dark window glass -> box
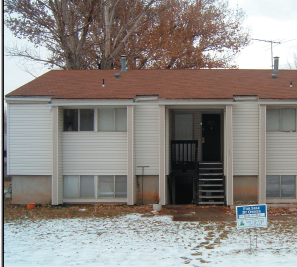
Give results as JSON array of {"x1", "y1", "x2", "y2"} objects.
[
  {"x1": 266, "y1": 175, "x2": 280, "y2": 197},
  {"x1": 63, "y1": 109, "x2": 78, "y2": 131},
  {"x1": 80, "y1": 109, "x2": 94, "y2": 131},
  {"x1": 281, "y1": 175, "x2": 295, "y2": 198}
]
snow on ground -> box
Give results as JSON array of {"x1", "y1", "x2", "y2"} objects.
[{"x1": 4, "y1": 214, "x2": 297, "y2": 267}]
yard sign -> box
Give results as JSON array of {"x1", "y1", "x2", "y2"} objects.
[{"x1": 236, "y1": 204, "x2": 268, "y2": 229}]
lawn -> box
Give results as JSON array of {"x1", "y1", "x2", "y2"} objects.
[{"x1": 3, "y1": 202, "x2": 297, "y2": 267}]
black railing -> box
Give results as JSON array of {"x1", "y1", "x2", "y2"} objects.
[{"x1": 171, "y1": 140, "x2": 198, "y2": 171}]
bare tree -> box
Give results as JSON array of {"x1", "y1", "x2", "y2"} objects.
[
  {"x1": 5, "y1": 0, "x2": 164, "y2": 69},
  {"x1": 286, "y1": 53, "x2": 297, "y2": 69},
  {"x1": 5, "y1": 0, "x2": 249, "y2": 70}
]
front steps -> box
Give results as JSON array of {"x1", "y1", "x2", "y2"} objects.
[{"x1": 197, "y1": 162, "x2": 225, "y2": 205}]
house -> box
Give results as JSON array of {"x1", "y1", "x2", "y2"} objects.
[{"x1": 5, "y1": 60, "x2": 297, "y2": 206}]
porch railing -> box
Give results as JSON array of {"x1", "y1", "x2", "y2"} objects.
[{"x1": 171, "y1": 140, "x2": 198, "y2": 171}]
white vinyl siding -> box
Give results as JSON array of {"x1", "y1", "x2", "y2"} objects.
[
  {"x1": 233, "y1": 104, "x2": 259, "y2": 175},
  {"x1": 8, "y1": 104, "x2": 52, "y2": 175},
  {"x1": 134, "y1": 105, "x2": 159, "y2": 175},
  {"x1": 62, "y1": 132, "x2": 127, "y2": 175},
  {"x1": 266, "y1": 132, "x2": 297, "y2": 175}
]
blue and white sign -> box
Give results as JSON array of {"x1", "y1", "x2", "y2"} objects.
[{"x1": 236, "y1": 204, "x2": 268, "y2": 229}]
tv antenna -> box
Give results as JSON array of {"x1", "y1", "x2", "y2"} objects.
[{"x1": 252, "y1": 38, "x2": 295, "y2": 69}]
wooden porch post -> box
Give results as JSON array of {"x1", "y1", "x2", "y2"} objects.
[
  {"x1": 226, "y1": 105, "x2": 233, "y2": 206},
  {"x1": 159, "y1": 105, "x2": 166, "y2": 205},
  {"x1": 259, "y1": 105, "x2": 266, "y2": 204}
]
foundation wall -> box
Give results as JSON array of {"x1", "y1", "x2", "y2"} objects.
[
  {"x1": 12, "y1": 175, "x2": 52, "y2": 205},
  {"x1": 233, "y1": 176, "x2": 258, "y2": 204},
  {"x1": 135, "y1": 175, "x2": 159, "y2": 205}
]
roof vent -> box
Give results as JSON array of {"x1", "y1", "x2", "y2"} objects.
[
  {"x1": 121, "y1": 55, "x2": 127, "y2": 72},
  {"x1": 114, "y1": 73, "x2": 121, "y2": 78},
  {"x1": 273, "y1": 56, "x2": 279, "y2": 72},
  {"x1": 271, "y1": 74, "x2": 277, "y2": 78}
]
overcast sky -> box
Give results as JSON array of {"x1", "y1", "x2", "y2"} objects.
[{"x1": 3, "y1": 0, "x2": 297, "y2": 97}]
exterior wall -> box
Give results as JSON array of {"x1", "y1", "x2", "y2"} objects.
[
  {"x1": 134, "y1": 105, "x2": 159, "y2": 175},
  {"x1": 62, "y1": 132, "x2": 127, "y2": 175},
  {"x1": 266, "y1": 132, "x2": 297, "y2": 175},
  {"x1": 7, "y1": 103, "x2": 53, "y2": 175},
  {"x1": 12, "y1": 175, "x2": 52, "y2": 204},
  {"x1": 233, "y1": 176, "x2": 258, "y2": 204},
  {"x1": 233, "y1": 104, "x2": 259, "y2": 175}
]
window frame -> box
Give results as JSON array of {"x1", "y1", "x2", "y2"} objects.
[
  {"x1": 266, "y1": 108, "x2": 297, "y2": 132},
  {"x1": 97, "y1": 175, "x2": 127, "y2": 198},
  {"x1": 63, "y1": 175, "x2": 95, "y2": 199},
  {"x1": 63, "y1": 108, "x2": 127, "y2": 132},
  {"x1": 63, "y1": 108, "x2": 94, "y2": 132},
  {"x1": 97, "y1": 108, "x2": 127, "y2": 132},
  {"x1": 266, "y1": 175, "x2": 297, "y2": 198},
  {"x1": 63, "y1": 175, "x2": 127, "y2": 199}
]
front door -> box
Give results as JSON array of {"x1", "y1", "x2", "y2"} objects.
[{"x1": 202, "y1": 114, "x2": 221, "y2": 161}]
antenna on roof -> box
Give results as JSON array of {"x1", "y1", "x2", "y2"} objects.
[
  {"x1": 252, "y1": 39, "x2": 280, "y2": 70},
  {"x1": 252, "y1": 38, "x2": 295, "y2": 70}
]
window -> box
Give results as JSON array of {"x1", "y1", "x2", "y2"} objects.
[
  {"x1": 63, "y1": 175, "x2": 127, "y2": 199},
  {"x1": 98, "y1": 175, "x2": 127, "y2": 198},
  {"x1": 63, "y1": 175, "x2": 95, "y2": 198},
  {"x1": 266, "y1": 175, "x2": 296, "y2": 198},
  {"x1": 174, "y1": 114, "x2": 193, "y2": 140},
  {"x1": 63, "y1": 109, "x2": 94, "y2": 131},
  {"x1": 267, "y1": 108, "x2": 296, "y2": 132},
  {"x1": 98, "y1": 108, "x2": 127, "y2": 132},
  {"x1": 64, "y1": 109, "x2": 78, "y2": 131}
]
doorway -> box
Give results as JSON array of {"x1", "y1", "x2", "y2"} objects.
[{"x1": 202, "y1": 114, "x2": 221, "y2": 161}]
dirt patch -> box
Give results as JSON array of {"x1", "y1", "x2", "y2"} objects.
[
  {"x1": 171, "y1": 204, "x2": 297, "y2": 222},
  {"x1": 171, "y1": 205, "x2": 236, "y2": 221},
  {"x1": 3, "y1": 203, "x2": 179, "y2": 222}
]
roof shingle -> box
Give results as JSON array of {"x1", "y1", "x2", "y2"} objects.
[{"x1": 6, "y1": 69, "x2": 297, "y2": 100}]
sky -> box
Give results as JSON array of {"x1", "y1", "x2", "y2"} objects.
[{"x1": 2, "y1": 0, "x2": 297, "y2": 97}]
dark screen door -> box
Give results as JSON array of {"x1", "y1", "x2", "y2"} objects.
[{"x1": 202, "y1": 114, "x2": 221, "y2": 161}]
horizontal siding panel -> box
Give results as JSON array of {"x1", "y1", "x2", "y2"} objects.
[
  {"x1": 267, "y1": 132, "x2": 297, "y2": 175},
  {"x1": 8, "y1": 104, "x2": 52, "y2": 175},
  {"x1": 63, "y1": 132, "x2": 127, "y2": 175},
  {"x1": 134, "y1": 105, "x2": 159, "y2": 175},
  {"x1": 233, "y1": 104, "x2": 259, "y2": 175}
]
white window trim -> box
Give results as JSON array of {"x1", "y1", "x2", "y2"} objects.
[
  {"x1": 63, "y1": 175, "x2": 128, "y2": 201},
  {"x1": 97, "y1": 108, "x2": 127, "y2": 132},
  {"x1": 267, "y1": 108, "x2": 297, "y2": 132},
  {"x1": 63, "y1": 108, "x2": 95, "y2": 132},
  {"x1": 266, "y1": 175, "x2": 297, "y2": 199}
]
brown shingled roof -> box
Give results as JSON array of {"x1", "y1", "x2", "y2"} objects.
[{"x1": 6, "y1": 69, "x2": 297, "y2": 100}]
